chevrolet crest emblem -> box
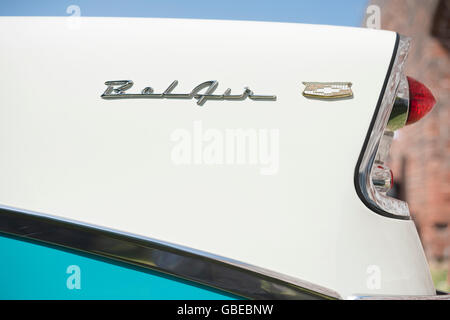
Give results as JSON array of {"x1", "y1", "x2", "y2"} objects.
[{"x1": 302, "y1": 82, "x2": 353, "y2": 99}]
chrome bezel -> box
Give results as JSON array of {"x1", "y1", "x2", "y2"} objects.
[
  {"x1": 355, "y1": 34, "x2": 411, "y2": 219},
  {"x1": 387, "y1": 76, "x2": 410, "y2": 131}
]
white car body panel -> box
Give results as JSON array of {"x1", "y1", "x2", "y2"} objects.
[{"x1": 0, "y1": 17, "x2": 435, "y2": 297}]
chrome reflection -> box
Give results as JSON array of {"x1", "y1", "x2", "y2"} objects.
[{"x1": 355, "y1": 34, "x2": 411, "y2": 219}]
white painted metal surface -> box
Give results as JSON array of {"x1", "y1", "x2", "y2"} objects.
[{"x1": 0, "y1": 17, "x2": 435, "y2": 297}]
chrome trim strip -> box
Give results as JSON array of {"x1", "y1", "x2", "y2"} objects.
[
  {"x1": 0, "y1": 205, "x2": 340, "y2": 300},
  {"x1": 354, "y1": 34, "x2": 411, "y2": 219},
  {"x1": 348, "y1": 295, "x2": 450, "y2": 300}
]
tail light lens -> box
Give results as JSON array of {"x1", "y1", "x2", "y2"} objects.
[
  {"x1": 405, "y1": 76, "x2": 436, "y2": 125},
  {"x1": 356, "y1": 36, "x2": 436, "y2": 219},
  {"x1": 388, "y1": 76, "x2": 436, "y2": 130}
]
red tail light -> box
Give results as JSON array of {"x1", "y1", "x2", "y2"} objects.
[{"x1": 405, "y1": 76, "x2": 436, "y2": 125}]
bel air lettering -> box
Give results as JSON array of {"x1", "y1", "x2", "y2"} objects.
[{"x1": 101, "y1": 80, "x2": 277, "y2": 106}]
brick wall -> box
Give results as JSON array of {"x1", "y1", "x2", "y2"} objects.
[{"x1": 367, "y1": 0, "x2": 449, "y2": 269}]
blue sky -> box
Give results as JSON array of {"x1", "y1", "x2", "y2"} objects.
[{"x1": 0, "y1": 0, "x2": 369, "y2": 27}]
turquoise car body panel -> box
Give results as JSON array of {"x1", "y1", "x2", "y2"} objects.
[{"x1": 0, "y1": 234, "x2": 240, "y2": 300}]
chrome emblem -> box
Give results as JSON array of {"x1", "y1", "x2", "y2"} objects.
[
  {"x1": 101, "y1": 80, "x2": 276, "y2": 106},
  {"x1": 302, "y1": 82, "x2": 353, "y2": 99}
]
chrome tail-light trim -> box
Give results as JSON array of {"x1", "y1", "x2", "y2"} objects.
[{"x1": 354, "y1": 34, "x2": 411, "y2": 220}]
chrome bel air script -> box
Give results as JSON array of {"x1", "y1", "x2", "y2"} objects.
[{"x1": 101, "y1": 80, "x2": 277, "y2": 106}]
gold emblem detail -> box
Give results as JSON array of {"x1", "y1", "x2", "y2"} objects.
[{"x1": 302, "y1": 82, "x2": 353, "y2": 99}]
